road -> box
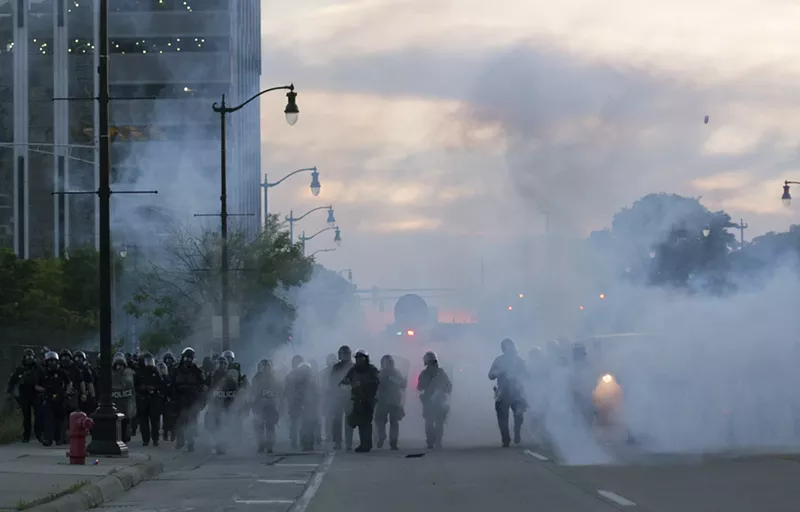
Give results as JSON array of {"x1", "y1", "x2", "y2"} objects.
[{"x1": 95, "y1": 441, "x2": 800, "y2": 512}]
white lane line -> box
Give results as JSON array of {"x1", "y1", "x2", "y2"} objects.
[
  {"x1": 597, "y1": 490, "x2": 636, "y2": 507},
  {"x1": 288, "y1": 452, "x2": 335, "y2": 512},
  {"x1": 257, "y1": 479, "x2": 307, "y2": 485},
  {"x1": 523, "y1": 449, "x2": 549, "y2": 461},
  {"x1": 275, "y1": 463, "x2": 319, "y2": 467},
  {"x1": 235, "y1": 500, "x2": 295, "y2": 505}
]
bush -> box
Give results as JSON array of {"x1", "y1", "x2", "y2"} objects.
[{"x1": 0, "y1": 403, "x2": 22, "y2": 444}]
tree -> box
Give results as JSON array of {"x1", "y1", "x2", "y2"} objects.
[
  {"x1": 0, "y1": 248, "x2": 97, "y2": 346},
  {"x1": 608, "y1": 193, "x2": 737, "y2": 293},
  {"x1": 125, "y1": 215, "x2": 315, "y2": 353}
]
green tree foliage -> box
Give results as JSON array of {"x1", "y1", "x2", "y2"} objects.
[
  {"x1": 0, "y1": 248, "x2": 98, "y2": 345},
  {"x1": 125, "y1": 215, "x2": 315, "y2": 353}
]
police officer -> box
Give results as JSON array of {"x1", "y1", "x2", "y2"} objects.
[
  {"x1": 111, "y1": 352, "x2": 136, "y2": 443},
  {"x1": 6, "y1": 349, "x2": 42, "y2": 443},
  {"x1": 156, "y1": 362, "x2": 174, "y2": 441},
  {"x1": 162, "y1": 352, "x2": 176, "y2": 373},
  {"x1": 172, "y1": 347, "x2": 205, "y2": 452},
  {"x1": 489, "y1": 338, "x2": 529, "y2": 447},
  {"x1": 58, "y1": 349, "x2": 82, "y2": 440},
  {"x1": 283, "y1": 355, "x2": 306, "y2": 449},
  {"x1": 294, "y1": 362, "x2": 321, "y2": 452},
  {"x1": 327, "y1": 346, "x2": 355, "y2": 450},
  {"x1": 417, "y1": 351, "x2": 451, "y2": 450},
  {"x1": 35, "y1": 351, "x2": 71, "y2": 446},
  {"x1": 341, "y1": 349, "x2": 380, "y2": 453},
  {"x1": 251, "y1": 359, "x2": 282, "y2": 453},
  {"x1": 135, "y1": 353, "x2": 163, "y2": 446},
  {"x1": 73, "y1": 351, "x2": 97, "y2": 415},
  {"x1": 320, "y1": 353, "x2": 337, "y2": 442},
  {"x1": 375, "y1": 355, "x2": 407, "y2": 450},
  {"x1": 208, "y1": 356, "x2": 239, "y2": 454}
]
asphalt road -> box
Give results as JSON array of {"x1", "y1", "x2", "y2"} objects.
[{"x1": 96, "y1": 442, "x2": 800, "y2": 512}]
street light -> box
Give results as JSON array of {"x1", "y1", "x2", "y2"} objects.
[
  {"x1": 285, "y1": 205, "x2": 334, "y2": 243},
  {"x1": 261, "y1": 166, "x2": 321, "y2": 230},
  {"x1": 782, "y1": 181, "x2": 800, "y2": 206},
  {"x1": 211, "y1": 83, "x2": 298, "y2": 352},
  {"x1": 310, "y1": 247, "x2": 337, "y2": 258},
  {"x1": 298, "y1": 226, "x2": 341, "y2": 256}
]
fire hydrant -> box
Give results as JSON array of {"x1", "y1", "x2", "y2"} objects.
[{"x1": 68, "y1": 411, "x2": 94, "y2": 465}]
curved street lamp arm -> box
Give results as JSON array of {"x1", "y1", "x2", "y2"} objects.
[
  {"x1": 310, "y1": 248, "x2": 337, "y2": 258},
  {"x1": 786, "y1": 180, "x2": 800, "y2": 186},
  {"x1": 213, "y1": 84, "x2": 294, "y2": 114},
  {"x1": 299, "y1": 226, "x2": 335, "y2": 242},
  {"x1": 288, "y1": 205, "x2": 332, "y2": 222},
  {"x1": 266, "y1": 167, "x2": 317, "y2": 188}
]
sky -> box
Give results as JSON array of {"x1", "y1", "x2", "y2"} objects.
[{"x1": 257, "y1": 0, "x2": 800, "y2": 292}]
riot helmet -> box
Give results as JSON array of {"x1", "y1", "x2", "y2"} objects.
[
  {"x1": 22, "y1": 348, "x2": 35, "y2": 365},
  {"x1": 423, "y1": 351, "x2": 438, "y2": 367},
  {"x1": 257, "y1": 359, "x2": 272, "y2": 373},
  {"x1": 74, "y1": 350, "x2": 87, "y2": 366},
  {"x1": 163, "y1": 351, "x2": 175, "y2": 365},
  {"x1": 291, "y1": 355, "x2": 304, "y2": 369},
  {"x1": 112, "y1": 352, "x2": 127, "y2": 370},
  {"x1": 180, "y1": 347, "x2": 195, "y2": 363},
  {"x1": 44, "y1": 351, "x2": 59, "y2": 370},
  {"x1": 156, "y1": 361, "x2": 169, "y2": 377},
  {"x1": 59, "y1": 349, "x2": 73, "y2": 362},
  {"x1": 326, "y1": 353, "x2": 337, "y2": 367},
  {"x1": 217, "y1": 356, "x2": 229, "y2": 371},
  {"x1": 142, "y1": 352, "x2": 156, "y2": 367},
  {"x1": 500, "y1": 338, "x2": 518, "y2": 356},
  {"x1": 221, "y1": 350, "x2": 235, "y2": 364},
  {"x1": 338, "y1": 345, "x2": 352, "y2": 363},
  {"x1": 202, "y1": 356, "x2": 214, "y2": 374},
  {"x1": 355, "y1": 349, "x2": 369, "y2": 365},
  {"x1": 380, "y1": 354, "x2": 395, "y2": 370},
  {"x1": 297, "y1": 361, "x2": 312, "y2": 378}
]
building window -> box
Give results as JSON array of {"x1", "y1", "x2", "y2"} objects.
[
  {"x1": 110, "y1": 36, "x2": 228, "y2": 54},
  {"x1": 110, "y1": 82, "x2": 227, "y2": 99},
  {"x1": 111, "y1": 0, "x2": 229, "y2": 12}
]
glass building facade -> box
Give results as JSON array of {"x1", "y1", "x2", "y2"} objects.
[{"x1": 0, "y1": 0, "x2": 262, "y2": 258}]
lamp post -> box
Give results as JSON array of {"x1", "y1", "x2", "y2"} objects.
[
  {"x1": 310, "y1": 247, "x2": 338, "y2": 258},
  {"x1": 286, "y1": 205, "x2": 335, "y2": 243},
  {"x1": 261, "y1": 167, "x2": 321, "y2": 231},
  {"x1": 782, "y1": 181, "x2": 800, "y2": 207},
  {"x1": 337, "y1": 269, "x2": 353, "y2": 283},
  {"x1": 298, "y1": 226, "x2": 341, "y2": 256},
  {"x1": 211, "y1": 84, "x2": 298, "y2": 351}
]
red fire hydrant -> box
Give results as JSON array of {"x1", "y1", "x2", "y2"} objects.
[{"x1": 68, "y1": 411, "x2": 94, "y2": 465}]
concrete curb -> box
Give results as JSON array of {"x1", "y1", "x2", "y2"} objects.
[{"x1": 27, "y1": 458, "x2": 164, "y2": 512}]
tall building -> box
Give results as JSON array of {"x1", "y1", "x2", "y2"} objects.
[{"x1": 0, "y1": 0, "x2": 262, "y2": 259}]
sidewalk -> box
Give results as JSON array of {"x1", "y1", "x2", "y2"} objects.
[{"x1": 0, "y1": 442, "x2": 173, "y2": 512}]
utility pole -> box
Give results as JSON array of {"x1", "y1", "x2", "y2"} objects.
[{"x1": 736, "y1": 218, "x2": 748, "y2": 247}]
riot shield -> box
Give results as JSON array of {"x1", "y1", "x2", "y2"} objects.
[{"x1": 392, "y1": 355, "x2": 411, "y2": 407}]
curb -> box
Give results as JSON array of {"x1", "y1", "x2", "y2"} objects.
[{"x1": 27, "y1": 458, "x2": 164, "y2": 512}]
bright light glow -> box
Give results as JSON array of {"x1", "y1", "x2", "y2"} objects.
[
  {"x1": 601, "y1": 374, "x2": 614, "y2": 384},
  {"x1": 599, "y1": 293, "x2": 605, "y2": 299},
  {"x1": 519, "y1": 293, "x2": 524, "y2": 299},
  {"x1": 396, "y1": 331, "x2": 402, "y2": 336},
  {"x1": 407, "y1": 330, "x2": 415, "y2": 336},
  {"x1": 507, "y1": 306, "x2": 513, "y2": 311},
  {"x1": 579, "y1": 305, "x2": 584, "y2": 310}
]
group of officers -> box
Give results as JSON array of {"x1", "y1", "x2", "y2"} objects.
[{"x1": 5, "y1": 344, "x2": 457, "y2": 453}]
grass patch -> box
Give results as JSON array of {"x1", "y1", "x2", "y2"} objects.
[
  {"x1": 15, "y1": 480, "x2": 91, "y2": 510},
  {"x1": 0, "y1": 405, "x2": 22, "y2": 445}
]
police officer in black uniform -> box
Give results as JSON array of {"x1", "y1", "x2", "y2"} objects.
[
  {"x1": 58, "y1": 349, "x2": 82, "y2": 440},
  {"x1": 251, "y1": 359, "x2": 282, "y2": 453},
  {"x1": 73, "y1": 350, "x2": 96, "y2": 415},
  {"x1": 375, "y1": 354, "x2": 407, "y2": 450},
  {"x1": 6, "y1": 349, "x2": 42, "y2": 443},
  {"x1": 489, "y1": 338, "x2": 529, "y2": 447},
  {"x1": 341, "y1": 349, "x2": 380, "y2": 453},
  {"x1": 135, "y1": 353, "x2": 164, "y2": 446},
  {"x1": 172, "y1": 347, "x2": 205, "y2": 452},
  {"x1": 36, "y1": 351, "x2": 72, "y2": 446},
  {"x1": 417, "y1": 351, "x2": 452, "y2": 450},
  {"x1": 208, "y1": 356, "x2": 239, "y2": 454},
  {"x1": 328, "y1": 346, "x2": 355, "y2": 450}
]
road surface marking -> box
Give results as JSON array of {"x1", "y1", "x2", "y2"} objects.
[
  {"x1": 597, "y1": 490, "x2": 636, "y2": 506},
  {"x1": 235, "y1": 500, "x2": 295, "y2": 505},
  {"x1": 523, "y1": 449, "x2": 549, "y2": 461},
  {"x1": 257, "y1": 479, "x2": 307, "y2": 485},
  {"x1": 288, "y1": 452, "x2": 335, "y2": 512},
  {"x1": 276, "y1": 463, "x2": 319, "y2": 467}
]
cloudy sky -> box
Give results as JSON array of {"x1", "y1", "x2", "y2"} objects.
[{"x1": 257, "y1": 0, "x2": 800, "y2": 291}]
